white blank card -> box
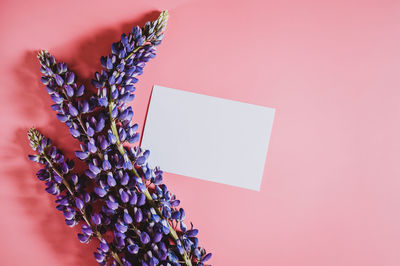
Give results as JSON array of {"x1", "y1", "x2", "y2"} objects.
[{"x1": 140, "y1": 85, "x2": 275, "y2": 191}]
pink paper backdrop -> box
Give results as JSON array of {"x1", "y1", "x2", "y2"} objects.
[{"x1": 1, "y1": 0, "x2": 399, "y2": 265}]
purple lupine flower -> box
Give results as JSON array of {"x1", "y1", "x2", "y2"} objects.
[
  {"x1": 30, "y1": 10, "x2": 212, "y2": 266},
  {"x1": 27, "y1": 128, "x2": 122, "y2": 264}
]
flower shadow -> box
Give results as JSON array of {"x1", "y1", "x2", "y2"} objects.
[{"x1": 5, "y1": 10, "x2": 161, "y2": 265}]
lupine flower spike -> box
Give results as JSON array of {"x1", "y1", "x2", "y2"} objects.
[{"x1": 28, "y1": 11, "x2": 212, "y2": 266}]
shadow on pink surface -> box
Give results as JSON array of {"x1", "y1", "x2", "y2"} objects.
[{"x1": 4, "y1": 10, "x2": 161, "y2": 265}]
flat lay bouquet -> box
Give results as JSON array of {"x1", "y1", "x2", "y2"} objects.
[{"x1": 27, "y1": 11, "x2": 211, "y2": 266}]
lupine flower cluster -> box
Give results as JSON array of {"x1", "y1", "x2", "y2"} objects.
[{"x1": 28, "y1": 11, "x2": 212, "y2": 266}]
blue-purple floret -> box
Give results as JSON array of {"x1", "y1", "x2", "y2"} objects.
[{"x1": 29, "y1": 10, "x2": 211, "y2": 266}]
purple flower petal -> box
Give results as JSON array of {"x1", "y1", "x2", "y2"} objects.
[
  {"x1": 94, "y1": 187, "x2": 107, "y2": 197},
  {"x1": 88, "y1": 163, "x2": 101, "y2": 175},
  {"x1": 91, "y1": 213, "x2": 102, "y2": 225},
  {"x1": 94, "y1": 252, "x2": 105, "y2": 263},
  {"x1": 69, "y1": 127, "x2": 80, "y2": 138},
  {"x1": 140, "y1": 231, "x2": 150, "y2": 244},
  {"x1": 95, "y1": 117, "x2": 105, "y2": 132},
  {"x1": 129, "y1": 192, "x2": 137, "y2": 205},
  {"x1": 75, "y1": 151, "x2": 89, "y2": 160},
  {"x1": 123, "y1": 209, "x2": 133, "y2": 224},
  {"x1": 134, "y1": 207, "x2": 142, "y2": 223},
  {"x1": 56, "y1": 114, "x2": 68, "y2": 122},
  {"x1": 87, "y1": 126, "x2": 95, "y2": 137},
  {"x1": 76, "y1": 84, "x2": 85, "y2": 97},
  {"x1": 75, "y1": 197, "x2": 84, "y2": 209},
  {"x1": 186, "y1": 229, "x2": 198, "y2": 237},
  {"x1": 82, "y1": 224, "x2": 93, "y2": 236},
  {"x1": 153, "y1": 232, "x2": 162, "y2": 243},
  {"x1": 65, "y1": 84, "x2": 74, "y2": 97},
  {"x1": 115, "y1": 223, "x2": 128, "y2": 233},
  {"x1": 87, "y1": 142, "x2": 97, "y2": 153},
  {"x1": 137, "y1": 193, "x2": 146, "y2": 206},
  {"x1": 106, "y1": 200, "x2": 119, "y2": 210},
  {"x1": 65, "y1": 219, "x2": 77, "y2": 227},
  {"x1": 136, "y1": 156, "x2": 146, "y2": 165},
  {"x1": 54, "y1": 74, "x2": 64, "y2": 86},
  {"x1": 119, "y1": 189, "x2": 129, "y2": 203},
  {"x1": 107, "y1": 173, "x2": 116, "y2": 187},
  {"x1": 99, "y1": 240, "x2": 109, "y2": 252},
  {"x1": 121, "y1": 172, "x2": 129, "y2": 186},
  {"x1": 127, "y1": 244, "x2": 139, "y2": 254},
  {"x1": 28, "y1": 154, "x2": 40, "y2": 162},
  {"x1": 65, "y1": 72, "x2": 75, "y2": 85},
  {"x1": 63, "y1": 210, "x2": 75, "y2": 220},
  {"x1": 201, "y1": 253, "x2": 212, "y2": 262},
  {"x1": 102, "y1": 159, "x2": 111, "y2": 171},
  {"x1": 68, "y1": 104, "x2": 78, "y2": 117}
]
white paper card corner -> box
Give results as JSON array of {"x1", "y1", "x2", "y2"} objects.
[{"x1": 140, "y1": 85, "x2": 275, "y2": 191}]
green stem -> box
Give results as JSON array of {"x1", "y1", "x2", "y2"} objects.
[{"x1": 42, "y1": 154, "x2": 123, "y2": 266}]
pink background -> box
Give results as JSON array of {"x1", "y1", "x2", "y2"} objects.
[{"x1": 1, "y1": 0, "x2": 400, "y2": 265}]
